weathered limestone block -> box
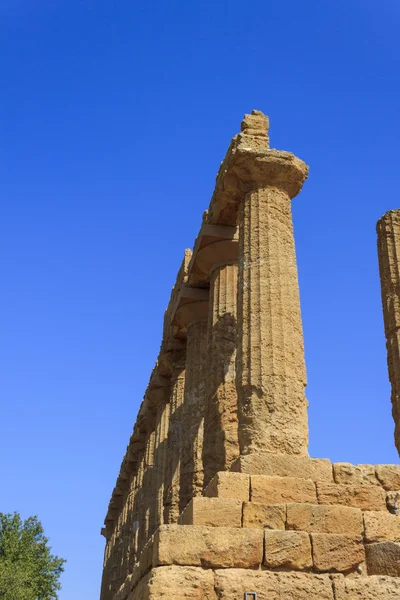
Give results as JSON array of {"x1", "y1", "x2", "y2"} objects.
[
  {"x1": 152, "y1": 525, "x2": 263, "y2": 569},
  {"x1": 180, "y1": 319, "x2": 208, "y2": 512},
  {"x1": 240, "y1": 110, "x2": 270, "y2": 139},
  {"x1": 204, "y1": 472, "x2": 250, "y2": 501},
  {"x1": 179, "y1": 497, "x2": 242, "y2": 528},
  {"x1": 242, "y1": 503, "x2": 286, "y2": 530},
  {"x1": 375, "y1": 464, "x2": 400, "y2": 490},
  {"x1": 131, "y1": 566, "x2": 217, "y2": 600},
  {"x1": 236, "y1": 184, "x2": 309, "y2": 456},
  {"x1": 264, "y1": 530, "x2": 312, "y2": 570},
  {"x1": 316, "y1": 483, "x2": 387, "y2": 511},
  {"x1": 232, "y1": 452, "x2": 332, "y2": 481},
  {"x1": 251, "y1": 475, "x2": 316, "y2": 504},
  {"x1": 332, "y1": 574, "x2": 400, "y2": 599},
  {"x1": 202, "y1": 258, "x2": 239, "y2": 488},
  {"x1": 311, "y1": 534, "x2": 365, "y2": 573},
  {"x1": 377, "y1": 210, "x2": 400, "y2": 455},
  {"x1": 387, "y1": 490, "x2": 400, "y2": 514},
  {"x1": 214, "y1": 569, "x2": 334, "y2": 600},
  {"x1": 365, "y1": 541, "x2": 400, "y2": 576},
  {"x1": 364, "y1": 510, "x2": 400, "y2": 542},
  {"x1": 333, "y1": 463, "x2": 378, "y2": 486},
  {"x1": 286, "y1": 503, "x2": 363, "y2": 535}
]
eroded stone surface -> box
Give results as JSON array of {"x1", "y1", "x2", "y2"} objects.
[
  {"x1": 264, "y1": 530, "x2": 312, "y2": 570},
  {"x1": 364, "y1": 510, "x2": 400, "y2": 542},
  {"x1": 251, "y1": 475, "x2": 316, "y2": 504},
  {"x1": 236, "y1": 186, "x2": 308, "y2": 456},
  {"x1": 316, "y1": 483, "x2": 387, "y2": 511},
  {"x1": 375, "y1": 464, "x2": 400, "y2": 491},
  {"x1": 214, "y1": 569, "x2": 334, "y2": 600},
  {"x1": 332, "y1": 575, "x2": 400, "y2": 599},
  {"x1": 242, "y1": 502, "x2": 286, "y2": 529},
  {"x1": 387, "y1": 490, "x2": 400, "y2": 515},
  {"x1": 179, "y1": 497, "x2": 242, "y2": 527},
  {"x1": 204, "y1": 472, "x2": 250, "y2": 501},
  {"x1": 311, "y1": 534, "x2": 365, "y2": 573},
  {"x1": 131, "y1": 566, "x2": 217, "y2": 600},
  {"x1": 365, "y1": 541, "x2": 400, "y2": 577},
  {"x1": 377, "y1": 210, "x2": 400, "y2": 455},
  {"x1": 286, "y1": 503, "x2": 363, "y2": 535},
  {"x1": 153, "y1": 525, "x2": 263, "y2": 569},
  {"x1": 232, "y1": 452, "x2": 333, "y2": 481},
  {"x1": 333, "y1": 463, "x2": 378, "y2": 486}
]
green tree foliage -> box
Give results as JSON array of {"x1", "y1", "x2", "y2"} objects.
[{"x1": 0, "y1": 512, "x2": 65, "y2": 600}]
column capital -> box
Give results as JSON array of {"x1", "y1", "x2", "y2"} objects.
[
  {"x1": 173, "y1": 300, "x2": 209, "y2": 330},
  {"x1": 196, "y1": 238, "x2": 238, "y2": 276},
  {"x1": 170, "y1": 284, "x2": 209, "y2": 333},
  {"x1": 207, "y1": 114, "x2": 308, "y2": 226}
]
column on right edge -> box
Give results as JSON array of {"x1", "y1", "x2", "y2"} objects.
[
  {"x1": 236, "y1": 174, "x2": 309, "y2": 460},
  {"x1": 377, "y1": 209, "x2": 400, "y2": 456}
]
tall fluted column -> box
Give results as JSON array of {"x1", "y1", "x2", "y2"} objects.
[
  {"x1": 236, "y1": 185, "x2": 308, "y2": 456},
  {"x1": 163, "y1": 354, "x2": 186, "y2": 523},
  {"x1": 377, "y1": 209, "x2": 400, "y2": 455},
  {"x1": 150, "y1": 400, "x2": 170, "y2": 533},
  {"x1": 179, "y1": 316, "x2": 208, "y2": 511},
  {"x1": 131, "y1": 453, "x2": 145, "y2": 563},
  {"x1": 197, "y1": 240, "x2": 240, "y2": 487}
]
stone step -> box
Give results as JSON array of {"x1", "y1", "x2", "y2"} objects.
[
  {"x1": 129, "y1": 566, "x2": 400, "y2": 600},
  {"x1": 178, "y1": 497, "x2": 242, "y2": 528},
  {"x1": 151, "y1": 524, "x2": 263, "y2": 570},
  {"x1": 316, "y1": 482, "x2": 387, "y2": 511},
  {"x1": 204, "y1": 471, "x2": 389, "y2": 512},
  {"x1": 179, "y1": 497, "x2": 368, "y2": 537},
  {"x1": 141, "y1": 524, "x2": 368, "y2": 575},
  {"x1": 231, "y1": 452, "x2": 333, "y2": 482},
  {"x1": 204, "y1": 471, "x2": 250, "y2": 501}
]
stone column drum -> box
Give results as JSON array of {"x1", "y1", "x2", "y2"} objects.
[
  {"x1": 377, "y1": 209, "x2": 400, "y2": 455},
  {"x1": 197, "y1": 239, "x2": 240, "y2": 487},
  {"x1": 174, "y1": 300, "x2": 209, "y2": 512},
  {"x1": 236, "y1": 161, "x2": 309, "y2": 459}
]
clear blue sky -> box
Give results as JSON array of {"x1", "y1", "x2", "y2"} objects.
[{"x1": 1, "y1": 1, "x2": 399, "y2": 598}]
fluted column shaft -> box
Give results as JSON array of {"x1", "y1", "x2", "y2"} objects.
[
  {"x1": 151, "y1": 401, "x2": 170, "y2": 533},
  {"x1": 377, "y1": 210, "x2": 400, "y2": 455},
  {"x1": 180, "y1": 319, "x2": 208, "y2": 511},
  {"x1": 236, "y1": 186, "x2": 308, "y2": 456},
  {"x1": 203, "y1": 264, "x2": 239, "y2": 487},
  {"x1": 163, "y1": 356, "x2": 186, "y2": 523}
]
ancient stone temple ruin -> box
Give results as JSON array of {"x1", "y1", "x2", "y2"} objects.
[{"x1": 100, "y1": 111, "x2": 400, "y2": 600}]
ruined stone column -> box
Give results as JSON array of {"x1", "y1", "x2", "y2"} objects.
[
  {"x1": 150, "y1": 400, "x2": 170, "y2": 533},
  {"x1": 163, "y1": 354, "x2": 186, "y2": 523},
  {"x1": 100, "y1": 534, "x2": 112, "y2": 600},
  {"x1": 377, "y1": 209, "x2": 400, "y2": 455},
  {"x1": 131, "y1": 452, "x2": 145, "y2": 563},
  {"x1": 174, "y1": 300, "x2": 209, "y2": 513},
  {"x1": 197, "y1": 240, "x2": 240, "y2": 487},
  {"x1": 236, "y1": 151, "x2": 309, "y2": 460}
]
